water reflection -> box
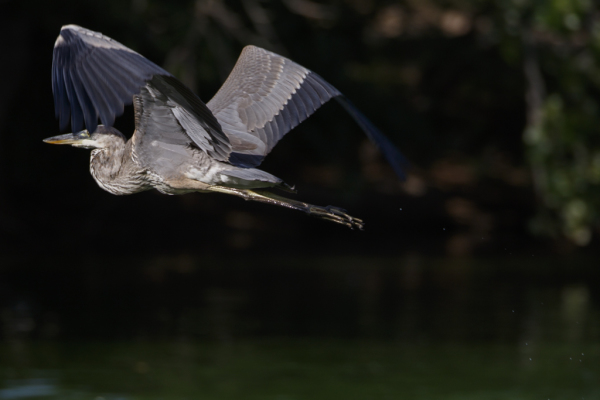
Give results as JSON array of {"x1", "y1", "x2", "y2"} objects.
[
  {"x1": 1, "y1": 340, "x2": 598, "y2": 399},
  {"x1": 0, "y1": 255, "x2": 598, "y2": 399},
  {"x1": 0, "y1": 378, "x2": 57, "y2": 399}
]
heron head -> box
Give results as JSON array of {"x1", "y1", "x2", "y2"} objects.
[{"x1": 43, "y1": 125, "x2": 125, "y2": 149}]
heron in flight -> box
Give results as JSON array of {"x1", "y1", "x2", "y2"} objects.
[{"x1": 44, "y1": 25, "x2": 406, "y2": 229}]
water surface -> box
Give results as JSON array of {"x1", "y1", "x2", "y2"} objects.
[{"x1": 1, "y1": 255, "x2": 598, "y2": 399}]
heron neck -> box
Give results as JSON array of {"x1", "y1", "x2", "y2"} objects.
[{"x1": 89, "y1": 140, "x2": 149, "y2": 195}]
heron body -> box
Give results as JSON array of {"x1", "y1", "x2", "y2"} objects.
[{"x1": 45, "y1": 25, "x2": 407, "y2": 229}]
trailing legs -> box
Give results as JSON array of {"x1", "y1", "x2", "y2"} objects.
[{"x1": 208, "y1": 186, "x2": 364, "y2": 230}]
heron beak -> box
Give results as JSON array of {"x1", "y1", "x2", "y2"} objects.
[
  {"x1": 43, "y1": 130, "x2": 89, "y2": 145},
  {"x1": 43, "y1": 132, "x2": 81, "y2": 145}
]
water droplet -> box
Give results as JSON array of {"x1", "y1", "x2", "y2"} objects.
[
  {"x1": 399, "y1": 208, "x2": 402, "y2": 211},
  {"x1": 525, "y1": 342, "x2": 528, "y2": 345},
  {"x1": 529, "y1": 358, "x2": 532, "y2": 361},
  {"x1": 512, "y1": 310, "x2": 514, "y2": 313},
  {"x1": 570, "y1": 357, "x2": 572, "y2": 360},
  {"x1": 582, "y1": 353, "x2": 584, "y2": 356}
]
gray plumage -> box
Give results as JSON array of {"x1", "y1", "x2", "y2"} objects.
[{"x1": 45, "y1": 24, "x2": 408, "y2": 229}]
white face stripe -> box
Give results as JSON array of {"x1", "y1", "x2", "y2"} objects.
[
  {"x1": 81, "y1": 139, "x2": 99, "y2": 147},
  {"x1": 72, "y1": 138, "x2": 102, "y2": 149}
]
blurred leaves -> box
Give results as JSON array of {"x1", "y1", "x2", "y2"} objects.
[
  {"x1": 1, "y1": 0, "x2": 599, "y2": 253},
  {"x1": 504, "y1": 0, "x2": 600, "y2": 245}
]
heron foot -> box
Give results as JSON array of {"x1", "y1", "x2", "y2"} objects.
[{"x1": 305, "y1": 205, "x2": 364, "y2": 230}]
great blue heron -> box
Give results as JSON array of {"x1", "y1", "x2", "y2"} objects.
[{"x1": 44, "y1": 25, "x2": 406, "y2": 229}]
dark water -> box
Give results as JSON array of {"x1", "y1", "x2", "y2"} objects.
[{"x1": 1, "y1": 255, "x2": 599, "y2": 399}]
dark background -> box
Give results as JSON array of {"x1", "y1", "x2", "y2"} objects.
[
  {"x1": 0, "y1": 1, "x2": 599, "y2": 398},
  {"x1": 3, "y1": 0, "x2": 588, "y2": 257}
]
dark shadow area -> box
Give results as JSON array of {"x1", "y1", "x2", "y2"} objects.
[{"x1": 0, "y1": 0, "x2": 599, "y2": 398}]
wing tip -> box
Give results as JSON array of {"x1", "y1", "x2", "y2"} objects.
[
  {"x1": 335, "y1": 96, "x2": 409, "y2": 180},
  {"x1": 61, "y1": 24, "x2": 82, "y2": 31},
  {"x1": 57, "y1": 25, "x2": 107, "y2": 46},
  {"x1": 55, "y1": 25, "x2": 83, "y2": 47},
  {"x1": 388, "y1": 153, "x2": 410, "y2": 181},
  {"x1": 240, "y1": 44, "x2": 266, "y2": 58}
]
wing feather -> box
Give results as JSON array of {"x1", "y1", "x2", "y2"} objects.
[
  {"x1": 294, "y1": 89, "x2": 309, "y2": 120},
  {"x1": 70, "y1": 68, "x2": 97, "y2": 129},
  {"x1": 261, "y1": 122, "x2": 274, "y2": 145},
  {"x1": 52, "y1": 53, "x2": 69, "y2": 123},
  {"x1": 273, "y1": 113, "x2": 286, "y2": 141},
  {"x1": 132, "y1": 85, "x2": 194, "y2": 179},
  {"x1": 62, "y1": 69, "x2": 84, "y2": 131},
  {"x1": 78, "y1": 62, "x2": 119, "y2": 126},
  {"x1": 53, "y1": 26, "x2": 406, "y2": 177},
  {"x1": 207, "y1": 45, "x2": 406, "y2": 176},
  {"x1": 284, "y1": 96, "x2": 300, "y2": 127},
  {"x1": 206, "y1": 46, "x2": 360, "y2": 169},
  {"x1": 52, "y1": 24, "x2": 231, "y2": 161},
  {"x1": 52, "y1": 25, "x2": 170, "y2": 133}
]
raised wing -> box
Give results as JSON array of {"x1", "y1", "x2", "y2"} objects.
[
  {"x1": 52, "y1": 24, "x2": 230, "y2": 161},
  {"x1": 207, "y1": 45, "x2": 406, "y2": 178}
]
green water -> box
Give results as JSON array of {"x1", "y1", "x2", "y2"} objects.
[
  {"x1": 1, "y1": 255, "x2": 599, "y2": 399},
  {"x1": 1, "y1": 341, "x2": 598, "y2": 399}
]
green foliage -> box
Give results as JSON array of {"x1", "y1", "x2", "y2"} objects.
[
  {"x1": 497, "y1": 0, "x2": 600, "y2": 244},
  {"x1": 3, "y1": 0, "x2": 600, "y2": 249}
]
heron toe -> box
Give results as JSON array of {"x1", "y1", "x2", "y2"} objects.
[{"x1": 306, "y1": 205, "x2": 365, "y2": 230}]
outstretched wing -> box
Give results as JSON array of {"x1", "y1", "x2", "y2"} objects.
[
  {"x1": 207, "y1": 45, "x2": 406, "y2": 178},
  {"x1": 52, "y1": 24, "x2": 231, "y2": 161}
]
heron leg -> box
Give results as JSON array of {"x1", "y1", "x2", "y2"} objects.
[{"x1": 208, "y1": 186, "x2": 364, "y2": 230}]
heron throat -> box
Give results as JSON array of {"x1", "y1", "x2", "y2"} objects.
[{"x1": 89, "y1": 141, "x2": 151, "y2": 195}]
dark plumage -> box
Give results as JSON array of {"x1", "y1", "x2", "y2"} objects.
[{"x1": 44, "y1": 25, "x2": 408, "y2": 229}]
